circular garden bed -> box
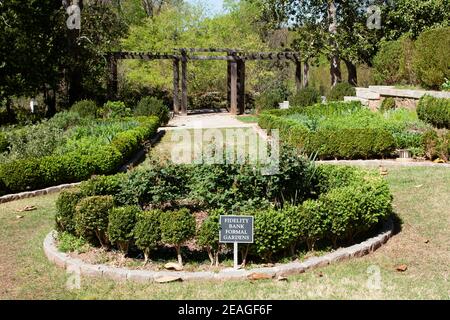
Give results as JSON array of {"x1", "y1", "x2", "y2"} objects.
[{"x1": 51, "y1": 146, "x2": 394, "y2": 278}]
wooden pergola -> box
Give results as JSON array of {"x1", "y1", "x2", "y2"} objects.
[{"x1": 107, "y1": 48, "x2": 303, "y2": 115}]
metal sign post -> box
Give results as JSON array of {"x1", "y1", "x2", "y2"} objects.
[{"x1": 219, "y1": 215, "x2": 254, "y2": 270}]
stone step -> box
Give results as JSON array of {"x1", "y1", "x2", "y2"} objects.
[
  {"x1": 355, "y1": 87, "x2": 381, "y2": 100},
  {"x1": 344, "y1": 96, "x2": 369, "y2": 106},
  {"x1": 368, "y1": 85, "x2": 450, "y2": 99}
]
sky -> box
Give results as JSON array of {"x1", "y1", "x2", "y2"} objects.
[{"x1": 186, "y1": 0, "x2": 226, "y2": 16}]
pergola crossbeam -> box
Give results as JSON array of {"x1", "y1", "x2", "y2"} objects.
[{"x1": 107, "y1": 49, "x2": 302, "y2": 115}]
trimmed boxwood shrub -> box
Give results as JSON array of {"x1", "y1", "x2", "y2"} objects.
[
  {"x1": 413, "y1": 27, "x2": 450, "y2": 90},
  {"x1": 160, "y1": 208, "x2": 196, "y2": 265},
  {"x1": 197, "y1": 209, "x2": 222, "y2": 266},
  {"x1": 70, "y1": 100, "x2": 99, "y2": 118},
  {"x1": 134, "y1": 97, "x2": 170, "y2": 125},
  {"x1": 75, "y1": 195, "x2": 115, "y2": 248},
  {"x1": 289, "y1": 87, "x2": 321, "y2": 108},
  {"x1": 252, "y1": 207, "x2": 296, "y2": 262},
  {"x1": 134, "y1": 209, "x2": 162, "y2": 264},
  {"x1": 108, "y1": 206, "x2": 139, "y2": 254},
  {"x1": 327, "y1": 83, "x2": 356, "y2": 101},
  {"x1": 417, "y1": 95, "x2": 450, "y2": 129},
  {"x1": 0, "y1": 158, "x2": 43, "y2": 192},
  {"x1": 55, "y1": 188, "x2": 84, "y2": 234},
  {"x1": 80, "y1": 174, "x2": 126, "y2": 199}
]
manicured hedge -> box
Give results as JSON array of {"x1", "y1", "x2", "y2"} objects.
[
  {"x1": 417, "y1": 95, "x2": 450, "y2": 129},
  {"x1": 0, "y1": 116, "x2": 159, "y2": 194},
  {"x1": 258, "y1": 105, "x2": 396, "y2": 160},
  {"x1": 56, "y1": 158, "x2": 393, "y2": 265}
]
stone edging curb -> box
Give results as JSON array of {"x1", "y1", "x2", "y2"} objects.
[
  {"x1": 44, "y1": 217, "x2": 394, "y2": 282},
  {"x1": 0, "y1": 183, "x2": 81, "y2": 204}
]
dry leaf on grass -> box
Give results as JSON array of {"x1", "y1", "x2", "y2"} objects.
[{"x1": 396, "y1": 264, "x2": 408, "y2": 272}]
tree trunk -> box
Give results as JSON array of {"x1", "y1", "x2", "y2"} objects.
[
  {"x1": 328, "y1": 1, "x2": 342, "y2": 87},
  {"x1": 303, "y1": 60, "x2": 310, "y2": 88},
  {"x1": 344, "y1": 59, "x2": 358, "y2": 86},
  {"x1": 44, "y1": 86, "x2": 57, "y2": 117},
  {"x1": 206, "y1": 247, "x2": 214, "y2": 266},
  {"x1": 176, "y1": 244, "x2": 183, "y2": 266},
  {"x1": 143, "y1": 248, "x2": 149, "y2": 265},
  {"x1": 214, "y1": 251, "x2": 219, "y2": 267},
  {"x1": 240, "y1": 244, "x2": 249, "y2": 268}
]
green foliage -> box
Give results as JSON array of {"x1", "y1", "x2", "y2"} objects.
[
  {"x1": 422, "y1": 129, "x2": 450, "y2": 161},
  {"x1": 380, "y1": 98, "x2": 396, "y2": 113},
  {"x1": 197, "y1": 209, "x2": 223, "y2": 265},
  {"x1": 74, "y1": 196, "x2": 115, "y2": 247},
  {"x1": 55, "y1": 188, "x2": 84, "y2": 234},
  {"x1": 80, "y1": 174, "x2": 126, "y2": 199},
  {"x1": 134, "y1": 97, "x2": 169, "y2": 125},
  {"x1": 417, "y1": 95, "x2": 450, "y2": 129},
  {"x1": 258, "y1": 102, "x2": 430, "y2": 160},
  {"x1": 101, "y1": 101, "x2": 132, "y2": 119},
  {"x1": 108, "y1": 206, "x2": 139, "y2": 253},
  {"x1": 442, "y1": 78, "x2": 450, "y2": 91},
  {"x1": 160, "y1": 208, "x2": 196, "y2": 247},
  {"x1": 373, "y1": 38, "x2": 416, "y2": 85},
  {"x1": 327, "y1": 83, "x2": 356, "y2": 101},
  {"x1": 252, "y1": 208, "x2": 293, "y2": 261},
  {"x1": 289, "y1": 87, "x2": 321, "y2": 108},
  {"x1": 0, "y1": 116, "x2": 159, "y2": 194},
  {"x1": 57, "y1": 232, "x2": 88, "y2": 253},
  {"x1": 134, "y1": 209, "x2": 162, "y2": 262},
  {"x1": 255, "y1": 87, "x2": 287, "y2": 113},
  {"x1": 413, "y1": 27, "x2": 450, "y2": 89},
  {"x1": 0, "y1": 132, "x2": 9, "y2": 153},
  {"x1": 70, "y1": 100, "x2": 99, "y2": 118},
  {"x1": 197, "y1": 210, "x2": 221, "y2": 251},
  {"x1": 118, "y1": 163, "x2": 191, "y2": 207}
]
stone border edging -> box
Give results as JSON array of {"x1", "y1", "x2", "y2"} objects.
[
  {"x1": 0, "y1": 183, "x2": 81, "y2": 204},
  {"x1": 43, "y1": 217, "x2": 394, "y2": 282}
]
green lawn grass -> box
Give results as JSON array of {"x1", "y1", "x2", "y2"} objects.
[
  {"x1": 236, "y1": 115, "x2": 258, "y2": 123},
  {"x1": 0, "y1": 165, "x2": 449, "y2": 299}
]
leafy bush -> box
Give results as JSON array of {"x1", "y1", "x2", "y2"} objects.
[
  {"x1": 0, "y1": 132, "x2": 9, "y2": 153},
  {"x1": 380, "y1": 98, "x2": 396, "y2": 113},
  {"x1": 101, "y1": 101, "x2": 132, "y2": 119},
  {"x1": 197, "y1": 209, "x2": 222, "y2": 266},
  {"x1": 373, "y1": 37, "x2": 416, "y2": 85},
  {"x1": 413, "y1": 27, "x2": 450, "y2": 89},
  {"x1": 70, "y1": 100, "x2": 99, "y2": 118},
  {"x1": 74, "y1": 195, "x2": 115, "y2": 248},
  {"x1": 422, "y1": 129, "x2": 450, "y2": 161},
  {"x1": 159, "y1": 208, "x2": 196, "y2": 265},
  {"x1": 57, "y1": 231, "x2": 88, "y2": 253},
  {"x1": 108, "y1": 206, "x2": 139, "y2": 254},
  {"x1": 255, "y1": 87, "x2": 287, "y2": 113},
  {"x1": 327, "y1": 82, "x2": 356, "y2": 101},
  {"x1": 134, "y1": 97, "x2": 170, "y2": 125},
  {"x1": 190, "y1": 92, "x2": 226, "y2": 110},
  {"x1": 252, "y1": 208, "x2": 296, "y2": 261},
  {"x1": 55, "y1": 188, "x2": 84, "y2": 234},
  {"x1": 134, "y1": 209, "x2": 162, "y2": 264},
  {"x1": 417, "y1": 95, "x2": 450, "y2": 129},
  {"x1": 289, "y1": 87, "x2": 321, "y2": 107}
]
